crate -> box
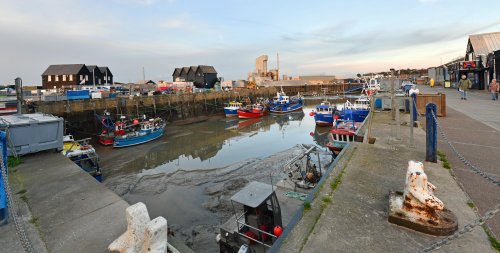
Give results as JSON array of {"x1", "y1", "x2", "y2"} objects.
[{"x1": 0, "y1": 113, "x2": 63, "y2": 156}]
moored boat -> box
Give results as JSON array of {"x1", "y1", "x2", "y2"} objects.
[
  {"x1": 340, "y1": 95, "x2": 370, "y2": 122},
  {"x1": 269, "y1": 91, "x2": 303, "y2": 113},
  {"x1": 113, "y1": 117, "x2": 166, "y2": 147},
  {"x1": 326, "y1": 119, "x2": 362, "y2": 154},
  {"x1": 311, "y1": 100, "x2": 337, "y2": 126},
  {"x1": 62, "y1": 135, "x2": 102, "y2": 181},
  {"x1": 224, "y1": 101, "x2": 243, "y2": 117},
  {"x1": 237, "y1": 103, "x2": 268, "y2": 119}
]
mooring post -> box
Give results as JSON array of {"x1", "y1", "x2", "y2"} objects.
[
  {"x1": 409, "y1": 97, "x2": 414, "y2": 147},
  {"x1": 411, "y1": 93, "x2": 417, "y2": 126},
  {"x1": 0, "y1": 131, "x2": 8, "y2": 225},
  {"x1": 395, "y1": 97, "x2": 401, "y2": 140},
  {"x1": 426, "y1": 103, "x2": 437, "y2": 163}
]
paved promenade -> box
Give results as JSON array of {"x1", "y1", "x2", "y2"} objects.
[
  {"x1": 278, "y1": 109, "x2": 494, "y2": 252},
  {"x1": 419, "y1": 84, "x2": 500, "y2": 239}
]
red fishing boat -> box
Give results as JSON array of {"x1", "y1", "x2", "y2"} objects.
[
  {"x1": 325, "y1": 118, "x2": 360, "y2": 154},
  {"x1": 237, "y1": 104, "x2": 269, "y2": 119}
]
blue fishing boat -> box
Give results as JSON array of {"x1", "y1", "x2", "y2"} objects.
[
  {"x1": 113, "y1": 118, "x2": 166, "y2": 147},
  {"x1": 223, "y1": 101, "x2": 243, "y2": 117},
  {"x1": 311, "y1": 100, "x2": 337, "y2": 126},
  {"x1": 340, "y1": 96, "x2": 370, "y2": 122},
  {"x1": 269, "y1": 91, "x2": 303, "y2": 113}
]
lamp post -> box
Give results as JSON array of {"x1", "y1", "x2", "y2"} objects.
[{"x1": 390, "y1": 68, "x2": 395, "y2": 120}]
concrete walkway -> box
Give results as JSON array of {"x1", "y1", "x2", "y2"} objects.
[
  {"x1": 419, "y1": 84, "x2": 500, "y2": 239},
  {"x1": 3, "y1": 152, "x2": 129, "y2": 253},
  {"x1": 278, "y1": 111, "x2": 494, "y2": 252}
]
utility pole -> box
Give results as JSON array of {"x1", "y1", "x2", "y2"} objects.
[
  {"x1": 390, "y1": 68, "x2": 395, "y2": 120},
  {"x1": 93, "y1": 68, "x2": 95, "y2": 87},
  {"x1": 277, "y1": 52, "x2": 280, "y2": 81},
  {"x1": 142, "y1": 67, "x2": 146, "y2": 81}
]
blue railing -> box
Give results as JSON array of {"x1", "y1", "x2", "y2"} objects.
[{"x1": 0, "y1": 131, "x2": 8, "y2": 225}]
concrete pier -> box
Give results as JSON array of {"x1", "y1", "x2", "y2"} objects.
[{"x1": 278, "y1": 110, "x2": 494, "y2": 252}]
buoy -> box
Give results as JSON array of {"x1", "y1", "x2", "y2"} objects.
[
  {"x1": 273, "y1": 226, "x2": 283, "y2": 237},
  {"x1": 309, "y1": 132, "x2": 314, "y2": 137},
  {"x1": 309, "y1": 111, "x2": 315, "y2": 116},
  {"x1": 133, "y1": 119, "x2": 139, "y2": 125},
  {"x1": 334, "y1": 115, "x2": 340, "y2": 120}
]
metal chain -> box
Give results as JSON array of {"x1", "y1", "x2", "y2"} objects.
[
  {"x1": 430, "y1": 110, "x2": 500, "y2": 186},
  {"x1": 0, "y1": 145, "x2": 36, "y2": 253},
  {"x1": 418, "y1": 204, "x2": 500, "y2": 252}
]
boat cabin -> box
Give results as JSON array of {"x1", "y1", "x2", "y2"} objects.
[
  {"x1": 315, "y1": 101, "x2": 335, "y2": 114},
  {"x1": 218, "y1": 181, "x2": 282, "y2": 253},
  {"x1": 225, "y1": 101, "x2": 243, "y2": 108},
  {"x1": 273, "y1": 92, "x2": 290, "y2": 105}
]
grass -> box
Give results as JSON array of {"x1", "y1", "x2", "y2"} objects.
[
  {"x1": 330, "y1": 168, "x2": 345, "y2": 191},
  {"x1": 7, "y1": 156, "x2": 22, "y2": 168},
  {"x1": 466, "y1": 202, "x2": 476, "y2": 209},
  {"x1": 437, "y1": 151, "x2": 451, "y2": 170},
  {"x1": 16, "y1": 189, "x2": 27, "y2": 195},
  {"x1": 303, "y1": 201, "x2": 311, "y2": 210},
  {"x1": 482, "y1": 225, "x2": 500, "y2": 252}
]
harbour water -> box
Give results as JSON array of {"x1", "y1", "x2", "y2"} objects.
[{"x1": 95, "y1": 100, "x2": 344, "y2": 252}]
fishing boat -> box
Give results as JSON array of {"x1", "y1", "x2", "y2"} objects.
[
  {"x1": 365, "y1": 78, "x2": 381, "y2": 95},
  {"x1": 325, "y1": 119, "x2": 360, "y2": 154},
  {"x1": 340, "y1": 95, "x2": 370, "y2": 122},
  {"x1": 310, "y1": 100, "x2": 337, "y2": 127},
  {"x1": 269, "y1": 91, "x2": 303, "y2": 113},
  {"x1": 62, "y1": 135, "x2": 102, "y2": 181},
  {"x1": 96, "y1": 112, "x2": 118, "y2": 146},
  {"x1": 224, "y1": 101, "x2": 243, "y2": 117},
  {"x1": 237, "y1": 102, "x2": 269, "y2": 119},
  {"x1": 113, "y1": 117, "x2": 166, "y2": 148}
]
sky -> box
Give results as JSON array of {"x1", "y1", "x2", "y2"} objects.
[{"x1": 1, "y1": 0, "x2": 500, "y2": 85}]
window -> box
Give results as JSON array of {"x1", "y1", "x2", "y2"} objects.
[
  {"x1": 85, "y1": 75, "x2": 88, "y2": 81},
  {"x1": 69, "y1": 75, "x2": 73, "y2": 81},
  {"x1": 62, "y1": 75, "x2": 66, "y2": 81},
  {"x1": 48, "y1": 75, "x2": 52, "y2": 82},
  {"x1": 108, "y1": 76, "x2": 111, "y2": 81},
  {"x1": 80, "y1": 75, "x2": 83, "y2": 80},
  {"x1": 55, "y1": 75, "x2": 59, "y2": 82},
  {"x1": 98, "y1": 79, "x2": 101, "y2": 84}
]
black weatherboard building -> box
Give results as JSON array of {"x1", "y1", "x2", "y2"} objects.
[
  {"x1": 42, "y1": 64, "x2": 113, "y2": 89},
  {"x1": 172, "y1": 65, "x2": 218, "y2": 88}
]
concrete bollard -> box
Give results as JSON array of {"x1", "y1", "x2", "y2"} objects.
[
  {"x1": 388, "y1": 161, "x2": 457, "y2": 235},
  {"x1": 109, "y1": 202, "x2": 169, "y2": 253}
]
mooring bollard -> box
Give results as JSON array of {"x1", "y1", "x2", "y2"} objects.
[
  {"x1": 388, "y1": 161, "x2": 457, "y2": 235},
  {"x1": 411, "y1": 93, "x2": 417, "y2": 125},
  {"x1": 426, "y1": 103, "x2": 437, "y2": 163},
  {"x1": 109, "y1": 202, "x2": 170, "y2": 253}
]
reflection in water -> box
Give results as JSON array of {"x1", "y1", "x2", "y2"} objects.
[{"x1": 311, "y1": 125, "x2": 331, "y2": 148}]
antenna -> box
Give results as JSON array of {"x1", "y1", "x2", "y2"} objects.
[{"x1": 277, "y1": 52, "x2": 280, "y2": 81}]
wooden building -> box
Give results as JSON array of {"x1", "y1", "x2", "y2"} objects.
[
  {"x1": 42, "y1": 64, "x2": 113, "y2": 89},
  {"x1": 172, "y1": 65, "x2": 218, "y2": 88}
]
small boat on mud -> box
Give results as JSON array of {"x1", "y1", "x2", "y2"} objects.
[
  {"x1": 113, "y1": 117, "x2": 166, "y2": 148},
  {"x1": 62, "y1": 135, "x2": 102, "y2": 181},
  {"x1": 269, "y1": 91, "x2": 303, "y2": 114},
  {"x1": 311, "y1": 100, "x2": 338, "y2": 127},
  {"x1": 224, "y1": 101, "x2": 243, "y2": 117},
  {"x1": 237, "y1": 102, "x2": 269, "y2": 119}
]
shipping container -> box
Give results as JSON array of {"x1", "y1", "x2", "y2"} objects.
[
  {"x1": 66, "y1": 90, "x2": 90, "y2": 100},
  {"x1": 0, "y1": 113, "x2": 64, "y2": 156}
]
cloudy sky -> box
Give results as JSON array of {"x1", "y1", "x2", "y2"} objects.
[{"x1": 1, "y1": 0, "x2": 500, "y2": 85}]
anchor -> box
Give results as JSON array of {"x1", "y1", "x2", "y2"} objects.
[{"x1": 388, "y1": 161, "x2": 458, "y2": 235}]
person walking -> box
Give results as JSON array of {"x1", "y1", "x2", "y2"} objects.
[
  {"x1": 489, "y1": 79, "x2": 498, "y2": 100},
  {"x1": 457, "y1": 74, "x2": 472, "y2": 100}
]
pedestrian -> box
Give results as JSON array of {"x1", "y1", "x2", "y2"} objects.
[
  {"x1": 489, "y1": 79, "x2": 498, "y2": 100},
  {"x1": 457, "y1": 74, "x2": 472, "y2": 100}
]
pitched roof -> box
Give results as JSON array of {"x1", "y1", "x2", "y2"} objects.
[
  {"x1": 98, "y1": 66, "x2": 112, "y2": 75},
  {"x1": 86, "y1": 65, "x2": 99, "y2": 73},
  {"x1": 468, "y1": 32, "x2": 500, "y2": 55},
  {"x1": 188, "y1": 66, "x2": 199, "y2": 73},
  {"x1": 197, "y1": 65, "x2": 217, "y2": 74},
  {"x1": 136, "y1": 80, "x2": 156, "y2": 85},
  {"x1": 42, "y1": 64, "x2": 86, "y2": 75},
  {"x1": 179, "y1": 67, "x2": 190, "y2": 75},
  {"x1": 172, "y1": 68, "x2": 181, "y2": 76}
]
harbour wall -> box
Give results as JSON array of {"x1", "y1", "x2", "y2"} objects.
[{"x1": 27, "y1": 87, "x2": 277, "y2": 135}]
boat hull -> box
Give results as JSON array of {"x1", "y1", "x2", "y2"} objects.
[
  {"x1": 223, "y1": 108, "x2": 239, "y2": 117},
  {"x1": 113, "y1": 129, "x2": 164, "y2": 147},
  {"x1": 314, "y1": 113, "x2": 333, "y2": 126},
  {"x1": 269, "y1": 101, "x2": 303, "y2": 114},
  {"x1": 237, "y1": 110, "x2": 268, "y2": 119},
  {"x1": 98, "y1": 135, "x2": 114, "y2": 146},
  {"x1": 340, "y1": 109, "x2": 369, "y2": 122}
]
